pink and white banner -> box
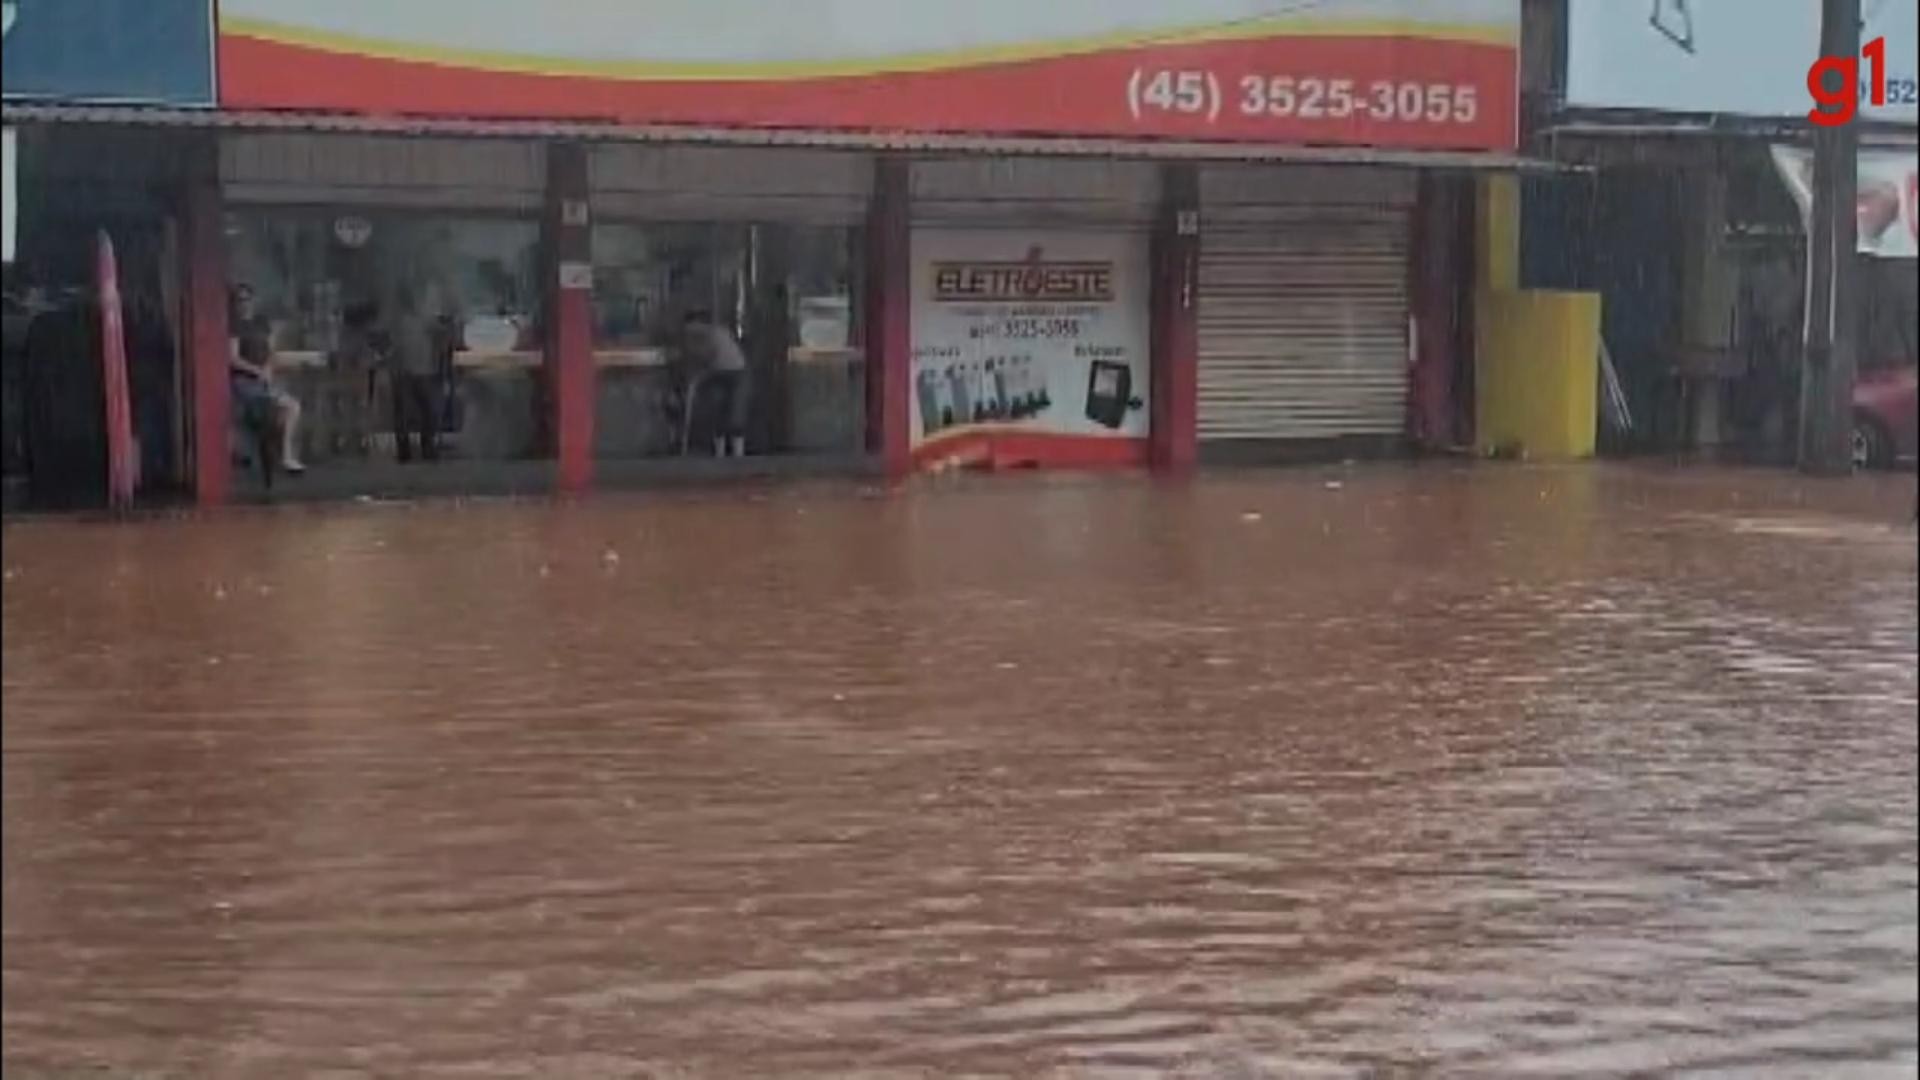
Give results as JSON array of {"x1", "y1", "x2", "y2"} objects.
[{"x1": 1772, "y1": 145, "x2": 1920, "y2": 260}]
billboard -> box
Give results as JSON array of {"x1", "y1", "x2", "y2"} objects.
[
  {"x1": 1565, "y1": 0, "x2": 1918, "y2": 124},
  {"x1": 217, "y1": 0, "x2": 1519, "y2": 151},
  {"x1": 1771, "y1": 145, "x2": 1920, "y2": 259},
  {"x1": 2, "y1": 0, "x2": 214, "y2": 105},
  {"x1": 911, "y1": 229, "x2": 1150, "y2": 472}
]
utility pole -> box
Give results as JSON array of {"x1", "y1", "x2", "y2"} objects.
[{"x1": 1799, "y1": 0, "x2": 1861, "y2": 474}]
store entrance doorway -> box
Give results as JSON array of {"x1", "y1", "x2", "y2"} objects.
[{"x1": 591, "y1": 220, "x2": 866, "y2": 468}]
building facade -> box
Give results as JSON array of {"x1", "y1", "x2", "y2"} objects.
[
  {"x1": 1530, "y1": 0, "x2": 1918, "y2": 465},
  {"x1": 6, "y1": 0, "x2": 1529, "y2": 506},
  {"x1": 1, "y1": 0, "x2": 218, "y2": 507}
]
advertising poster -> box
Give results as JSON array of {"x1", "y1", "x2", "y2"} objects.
[
  {"x1": 1566, "y1": 0, "x2": 1918, "y2": 124},
  {"x1": 1771, "y1": 144, "x2": 1920, "y2": 260},
  {"x1": 911, "y1": 229, "x2": 1150, "y2": 472},
  {"x1": 218, "y1": 0, "x2": 1518, "y2": 151}
]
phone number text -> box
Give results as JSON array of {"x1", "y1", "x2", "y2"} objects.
[
  {"x1": 1127, "y1": 69, "x2": 1481, "y2": 126},
  {"x1": 971, "y1": 317, "x2": 1083, "y2": 341}
]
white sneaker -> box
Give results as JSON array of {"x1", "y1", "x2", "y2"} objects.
[{"x1": 729, "y1": 436, "x2": 746, "y2": 458}]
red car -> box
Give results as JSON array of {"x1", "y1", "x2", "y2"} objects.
[{"x1": 1853, "y1": 364, "x2": 1919, "y2": 470}]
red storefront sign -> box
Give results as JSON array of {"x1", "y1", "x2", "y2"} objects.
[{"x1": 217, "y1": 1, "x2": 1519, "y2": 152}]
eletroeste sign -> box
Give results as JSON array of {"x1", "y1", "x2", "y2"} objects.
[
  {"x1": 218, "y1": 0, "x2": 1519, "y2": 151},
  {"x1": 912, "y1": 230, "x2": 1150, "y2": 471},
  {"x1": 1565, "y1": 0, "x2": 1918, "y2": 123}
]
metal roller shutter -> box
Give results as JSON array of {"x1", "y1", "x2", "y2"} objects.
[{"x1": 1197, "y1": 211, "x2": 1410, "y2": 441}]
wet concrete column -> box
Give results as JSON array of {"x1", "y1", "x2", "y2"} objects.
[
  {"x1": 1681, "y1": 168, "x2": 1733, "y2": 452},
  {"x1": 1149, "y1": 164, "x2": 1199, "y2": 472},
  {"x1": 182, "y1": 145, "x2": 231, "y2": 508},
  {"x1": 545, "y1": 143, "x2": 595, "y2": 493},
  {"x1": 866, "y1": 158, "x2": 911, "y2": 479}
]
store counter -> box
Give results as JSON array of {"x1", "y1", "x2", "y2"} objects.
[
  {"x1": 456, "y1": 354, "x2": 543, "y2": 461},
  {"x1": 268, "y1": 350, "x2": 545, "y2": 462},
  {"x1": 266, "y1": 348, "x2": 860, "y2": 462},
  {"x1": 786, "y1": 349, "x2": 865, "y2": 452},
  {"x1": 594, "y1": 350, "x2": 676, "y2": 459}
]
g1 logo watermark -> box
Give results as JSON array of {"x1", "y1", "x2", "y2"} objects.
[{"x1": 1807, "y1": 36, "x2": 1915, "y2": 125}]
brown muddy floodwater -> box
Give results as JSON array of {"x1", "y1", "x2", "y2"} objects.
[{"x1": 3, "y1": 464, "x2": 1916, "y2": 1078}]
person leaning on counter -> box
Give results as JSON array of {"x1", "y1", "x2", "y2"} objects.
[{"x1": 681, "y1": 310, "x2": 750, "y2": 458}]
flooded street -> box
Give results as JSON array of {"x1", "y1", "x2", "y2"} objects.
[{"x1": 3, "y1": 465, "x2": 1915, "y2": 1077}]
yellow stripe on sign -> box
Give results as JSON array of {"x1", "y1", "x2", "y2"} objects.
[{"x1": 221, "y1": 16, "x2": 1518, "y2": 82}]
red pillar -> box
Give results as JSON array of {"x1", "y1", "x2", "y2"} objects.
[
  {"x1": 1408, "y1": 173, "x2": 1454, "y2": 450},
  {"x1": 865, "y1": 158, "x2": 912, "y2": 480},
  {"x1": 1150, "y1": 164, "x2": 1200, "y2": 472},
  {"x1": 1407, "y1": 173, "x2": 1474, "y2": 451},
  {"x1": 545, "y1": 143, "x2": 595, "y2": 494},
  {"x1": 182, "y1": 161, "x2": 231, "y2": 508}
]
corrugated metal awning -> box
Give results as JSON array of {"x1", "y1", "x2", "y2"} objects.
[
  {"x1": 0, "y1": 102, "x2": 1560, "y2": 171},
  {"x1": 1543, "y1": 114, "x2": 1918, "y2": 149}
]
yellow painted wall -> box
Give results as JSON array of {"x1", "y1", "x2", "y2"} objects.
[
  {"x1": 1477, "y1": 173, "x2": 1520, "y2": 292},
  {"x1": 1472, "y1": 174, "x2": 1602, "y2": 461},
  {"x1": 1476, "y1": 289, "x2": 1602, "y2": 460}
]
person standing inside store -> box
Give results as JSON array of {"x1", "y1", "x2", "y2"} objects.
[
  {"x1": 682, "y1": 310, "x2": 749, "y2": 457},
  {"x1": 229, "y1": 284, "x2": 306, "y2": 474},
  {"x1": 328, "y1": 298, "x2": 381, "y2": 458},
  {"x1": 383, "y1": 285, "x2": 443, "y2": 464}
]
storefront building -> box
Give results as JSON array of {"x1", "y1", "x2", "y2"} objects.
[
  {"x1": 7, "y1": 0, "x2": 1527, "y2": 505},
  {"x1": 1, "y1": 0, "x2": 218, "y2": 508},
  {"x1": 1531, "y1": 0, "x2": 1917, "y2": 464}
]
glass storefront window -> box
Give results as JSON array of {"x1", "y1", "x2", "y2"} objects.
[
  {"x1": 220, "y1": 208, "x2": 871, "y2": 470},
  {"x1": 777, "y1": 224, "x2": 865, "y2": 454},
  {"x1": 224, "y1": 209, "x2": 545, "y2": 467},
  {"x1": 590, "y1": 220, "x2": 864, "y2": 459},
  {"x1": 589, "y1": 221, "x2": 861, "y2": 356},
  {"x1": 226, "y1": 210, "x2": 541, "y2": 355},
  {"x1": 591, "y1": 223, "x2": 747, "y2": 352},
  {"x1": 784, "y1": 224, "x2": 861, "y2": 353}
]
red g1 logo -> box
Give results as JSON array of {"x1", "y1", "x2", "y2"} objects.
[{"x1": 1809, "y1": 36, "x2": 1888, "y2": 126}]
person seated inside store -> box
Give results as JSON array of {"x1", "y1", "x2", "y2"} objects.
[
  {"x1": 680, "y1": 310, "x2": 749, "y2": 458},
  {"x1": 229, "y1": 284, "x2": 307, "y2": 474}
]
